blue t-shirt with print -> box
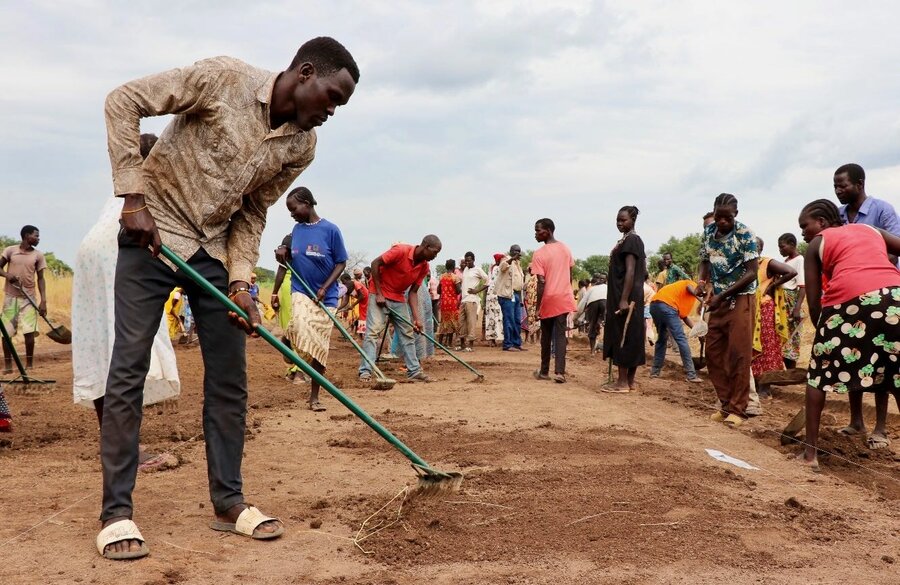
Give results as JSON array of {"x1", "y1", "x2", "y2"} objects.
[
  {"x1": 699, "y1": 221, "x2": 759, "y2": 295},
  {"x1": 289, "y1": 219, "x2": 349, "y2": 307}
]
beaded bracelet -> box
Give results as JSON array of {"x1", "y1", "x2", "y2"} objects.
[{"x1": 121, "y1": 205, "x2": 148, "y2": 214}]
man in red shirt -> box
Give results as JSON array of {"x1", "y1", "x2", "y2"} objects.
[
  {"x1": 530, "y1": 218, "x2": 576, "y2": 383},
  {"x1": 359, "y1": 235, "x2": 441, "y2": 383}
]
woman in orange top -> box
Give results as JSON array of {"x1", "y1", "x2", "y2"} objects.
[{"x1": 649, "y1": 280, "x2": 702, "y2": 382}]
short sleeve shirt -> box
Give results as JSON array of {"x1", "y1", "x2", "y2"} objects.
[
  {"x1": 376, "y1": 244, "x2": 430, "y2": 302},
  {"x1": 2, "y1": 245, "x2": 47, "y2": 298},
  {"x1": 461, "y1": 266, "x2": 489, "y2": 305},
  {"x1": 530, "y1": 241, "x2": 576, "y2": 319},
  {"x1": 665, "y1": 264, "x2": 690, "y2": 284},
  {"x1": 289, "y1": 219, "x2": 349, "y2": 307},
  {"x1": 699, "y1": 221, "x2": 759, "y2": 295}
]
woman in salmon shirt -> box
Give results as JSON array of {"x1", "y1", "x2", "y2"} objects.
[{"x1": 798, "y1": 199, "x2": 900, "y2": 471}]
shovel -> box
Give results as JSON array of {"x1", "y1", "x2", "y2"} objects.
[
  {"x1": 161, "y1": 245, "x2": 462, "y2": 494},
  {"x1": 280, "y1": 263, "x2": 396, "y2": 390},
  {"x1": 12, "y1": 284, "x2": 71, "y2": 344}
]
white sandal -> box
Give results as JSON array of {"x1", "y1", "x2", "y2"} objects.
[
  {"x1": 209, "y1": 506, "x2": 284, "y2": 540},
  {"x1": 96, "y1": 519, "x2": 149, "y2": 560}
]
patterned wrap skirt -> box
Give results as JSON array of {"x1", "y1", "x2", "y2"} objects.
[
  {"x1": 288, "y1": 292, "x2": 336, "y2": 368},
  {"x1": 807, "y1": 287, "x2": 900, "y2": 393}
]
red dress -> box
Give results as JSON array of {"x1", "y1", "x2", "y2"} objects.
[{"x1": 438, "y1": 274, "x2": 460, "y2": 334}]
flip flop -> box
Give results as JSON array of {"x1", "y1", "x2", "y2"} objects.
[
  {"x1": 308, "y1": 401, "x2": 326, "y2": 412},
  {"x1": 866, "y1": 434, "x2": 891, "y2": 450},
  {"x1": 723, "y1": 414, "x2": 745, "y2": 428},
  {"x1": 601, "y1": 384, "x2": 630, "y2": 394},
  {"x1": 96, "y1": 519, "x2": 149, "y2": 560},
  {"x1": 210, "y1": 506, "x2": 284, "y2": 540},
  {"x1": 837, "y1": 426, "x2": 862, "y2": 436},
  {"x1": 533, "y1": 370, "x2": 550, "y2": 381}
]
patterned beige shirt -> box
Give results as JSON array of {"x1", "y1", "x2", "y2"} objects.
[{"x1": 105, "y1": 56, "x2": 317, "y2": 283}]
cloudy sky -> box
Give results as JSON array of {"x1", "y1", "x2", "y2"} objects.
[{"x1": 3, "y1": 0, "x2": 900, "y2": 272}]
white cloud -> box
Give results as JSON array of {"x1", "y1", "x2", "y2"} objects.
[{"x1": 2, "y1": 0, "x2": 900, "y2": 274}]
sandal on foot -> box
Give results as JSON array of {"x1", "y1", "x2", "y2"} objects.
[
  {"x1": 723, "y1": 414, "x2": 746, "y2": 428},
  {"x1": 96, "y1": 519, "x2": 149, "y2": 560},
  {"x1": 837, "y1": 426, "x2": 862, "y2": 436},
  {"x1": 210, "y1": 506, "x2": 284, "y2": 540},
  {"x1": 866, "y1": 434, "x2": 891, "y2": 450},
  {"x1": 553, "y1": 373, "x2": 566, "y2": 384},
  {"x1": 710, "y1": 411, "x2": 726, "y2": 422},
  {"x1": 308, "y1": 401, "x2": 326, "y2": 412},
  {"x1": 533, "y1": 370, "x2": 550, "y2": 381},
  {"x1": 601, "y1": 384, "x2": 630, "y2": 394}
]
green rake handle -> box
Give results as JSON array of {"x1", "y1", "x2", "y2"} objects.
[
  {"x1": 279, "y1": 263, "x2": 390, "y2": 381},
  {"x1": 386, "y1": 307, "x2": 484, "y2": 379},
  {"x1": 160, "y1": 245, "x2": 445, "y2": 477}
]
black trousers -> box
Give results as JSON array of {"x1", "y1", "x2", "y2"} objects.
[
  {"x1": 100, "y1": 235, "x2": 247, "y2": 521},
  {"x1": 585, "y1": 299, "x2": 606, "y2": 349},
  {"x1": 539, "y1": 313, "x2": 568, "y2": 376}
]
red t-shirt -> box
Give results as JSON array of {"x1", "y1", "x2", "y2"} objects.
[
  {"x1": 530, "y1": 241, "x2": 576, "y2": 319},
  {"x1": 820, "y1": 224, "x2": 900, "y2": 306},
  {"x1": 374, "y1": 244, "x2": 430, "y2": 302}
]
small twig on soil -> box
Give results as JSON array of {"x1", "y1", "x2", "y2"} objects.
[
  {"x1": 638, "y1": 522, "x2": 680, "y2": 527},
  {"x1": 443, "y1": 500, "x2": 514, "y2": 510},
  {"x1": 161, "y1": 540, "x2": 215, "y2": 555},
  {"x1": 352, "y1": 486, "x2": 409, "y2": 554},
  {"x1": 564, "y1": 510, "x2": 636, "y2": 527}
]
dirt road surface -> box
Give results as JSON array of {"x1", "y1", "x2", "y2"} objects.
[{"x1": 1, "y1": 334, "x2": 898, "y2": 584}]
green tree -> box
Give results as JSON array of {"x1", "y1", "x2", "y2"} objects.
[
  {"x1": 657, "y1": 233, "x2": 704, "y2": 278},
  {"x1": 577, "y1": 254, "x2": 610, "y2": 278},
  {"x1": 44, "y1": 252, "x2": 73, "y2": 276},
  {"x1": 253, "y1": 266, "x2": 276, "y2": 283}
]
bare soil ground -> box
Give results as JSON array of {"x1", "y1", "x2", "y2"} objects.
[{"x1": 1, "y1": 333, "x2": 899, "y2": 584}]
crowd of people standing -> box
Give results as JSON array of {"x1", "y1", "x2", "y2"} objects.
[{"x1": 0, "y1": 29, "x2": 896, "y2": 561}]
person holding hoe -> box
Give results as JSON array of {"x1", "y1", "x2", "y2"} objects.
[{"x1": 97, "y1": 37, "x2": 359, "y2": 560}]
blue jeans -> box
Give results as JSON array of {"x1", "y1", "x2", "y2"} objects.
[
  {"x1": 498, "y1": 293, "x2": 522, "y2": 349},
  {"x1": 649, "y1": 301, "x2": 697, "y2": 379},
  {"x1": 415, "y1": 291, "x2": 435, "y2": 359},
  {"x1": 360, "y1": 300, "x2": 421, "y2": 378}
]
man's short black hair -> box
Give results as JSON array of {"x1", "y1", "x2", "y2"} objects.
[
  {"x1": 778, "y1": 233, "x2": 797, "y2": 246},
  {"x1": 445, "y1": 259, "x2": 456, "y2": 271},
  {"x1": 464, "y1": 251, "x2": 475, "y2": 260},
  {"x1": 289, "y1": 37, "x2": 360, "y2": 83},
  {"x1": 835, "y1": 163, "x2": 865, "y2": 185},
  {"x1": 536, "y1": 218, "x2": 555, "y2": 232},
  {"x1": 21, "y1": 225, "x2": 38, "y2": 239}
]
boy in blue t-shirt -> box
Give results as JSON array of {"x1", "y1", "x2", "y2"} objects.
[{"x1": 282, "y1": 187, "x2": 347, "y2": 411}]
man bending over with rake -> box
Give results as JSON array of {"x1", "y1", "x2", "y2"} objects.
[{"x1": 97, "y1": 38, "x2": 359, "y2": 560}]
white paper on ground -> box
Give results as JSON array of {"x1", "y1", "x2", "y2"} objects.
[{"x1": 705, "y1": 448, "x2": 759, "y2": 470}]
